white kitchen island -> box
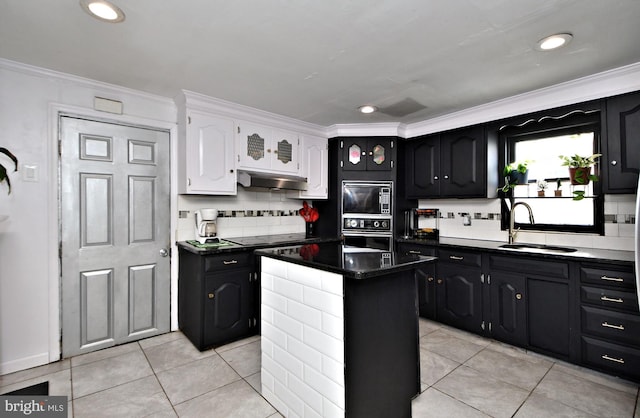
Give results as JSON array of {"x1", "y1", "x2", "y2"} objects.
[{"x1": 257, "y1": 243, "x2": 437, "y2": 418}]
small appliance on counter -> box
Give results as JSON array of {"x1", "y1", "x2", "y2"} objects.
[
  {"x1": 404, "y1": 208, "x2": 439, "y2": 240},
  {"x1": 194, "y1": 208, "x2": 219, "y2": 244}
]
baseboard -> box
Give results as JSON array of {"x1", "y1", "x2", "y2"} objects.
[{"x1": 0, "y1": 352, "x2": 50, "y2": 376}]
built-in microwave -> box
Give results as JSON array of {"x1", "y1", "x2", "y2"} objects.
[
  {"x1": 341, "y1": 181, "x2": 393, "y2": 236},
  {"x1": 341, "y1": 181, "x2": 392, "y2": 215}
]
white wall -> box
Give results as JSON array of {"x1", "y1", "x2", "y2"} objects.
[{"x1": 0, "y1": 60, "x2": 177, "y2": 375}]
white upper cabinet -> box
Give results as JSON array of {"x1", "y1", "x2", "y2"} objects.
[
  {"x1": 297, "y1": 135, "x2": 328, "y2": 199},
  {"x1": 236, "y1": 121, "x2": 300, "y2": 174},
  {"x1": 178, "y1": 109, "x2": 237, "y2": 195}
]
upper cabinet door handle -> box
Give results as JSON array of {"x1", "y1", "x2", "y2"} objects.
[{"x1": 611, "y1": 160, "x2": 617, "y2": 166}]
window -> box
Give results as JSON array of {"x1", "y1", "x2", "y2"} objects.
[{"x1": 499, "y1": 110, "x2": 604, "y2": 234}]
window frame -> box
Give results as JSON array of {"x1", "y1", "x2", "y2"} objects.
[{"x1": 498, "y1": 110, "x2": 605, "y2": 235}]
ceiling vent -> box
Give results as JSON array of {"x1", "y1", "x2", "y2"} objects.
[{"x1": 378, "y1": 98, "x2": 427, "y2": 117}]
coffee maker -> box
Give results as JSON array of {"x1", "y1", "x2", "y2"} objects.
[{"x1": 195, "y1": 209, "x2": 219, "y2": 244}]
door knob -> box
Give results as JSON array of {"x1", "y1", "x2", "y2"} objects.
[{"x1": 159, "y1": 248, "x2": 169, "y2": 257}]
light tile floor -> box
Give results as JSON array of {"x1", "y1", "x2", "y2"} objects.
[{"x1": 1, "y1": 319, "x2": 639, "y2": 417}]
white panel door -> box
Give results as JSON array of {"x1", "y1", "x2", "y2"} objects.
[{"x1": 60, "y1": 116, "x2": 170, "y2": 357}]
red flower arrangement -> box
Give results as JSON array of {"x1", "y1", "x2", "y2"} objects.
[{"x1": 299, "y1": 201, "x2": 319, "y2": 223}]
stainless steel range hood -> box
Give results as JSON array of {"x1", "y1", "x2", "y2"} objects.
[{"x1": 237, "y1": 170, "x2": 308, "y2": 191}]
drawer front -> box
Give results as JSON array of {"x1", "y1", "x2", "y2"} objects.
[
  {"x1": 490, "y1": 255, "x2": 568, "y2": 279},
  {"x1": 581, "y1": 305, "x2": 640, "y2": 346},
  {"x1": 398, "y1": 243, "x2": 436, "y2": 257},
  {"x1": 580, "y1": 266, "x2": 635, "y2": 289},
  {"x1": 581, "y1": 286, "x2": 639, "y2": 312},
  {"x1": 582, "y1": 336, "x2": 640, "y2": 379},
  {"x1": 438, "y1": 249, "x2": 481, "y2": 267},
  {"x1": 204, "y1": 252, "x2": 252, "y2": 272}
]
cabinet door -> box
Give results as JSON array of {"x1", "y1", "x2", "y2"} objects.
[
  {"x1": 299, "y1": 135, "x2": 328, "y2": 199},
  {"x1": 416, "y1": 265, "x2": 436, "y2": 319},
  {"x1": 604, "y1": 92, "x2": 640, "y2": 193},
  {"x1": 440, "y1": 126, "x2": 486, "y2": 197},
  {"x1": 185, "y1": 111, "x2": 236, "y2": 194},
  {"x1": 236, "y1": 121, "x2": 271, "y2": 171},
  {"x1": 489, "y1": 271, "x2": 527, "y2": 347},
  {"x1": 342, "y1": 138, "x2": 368, "y2": 171},
  {"x1": 203, "y1": 269, "x2": 253, "y2": 346},
  {"x1": 405, "y1": 135, "x2": 440, "y2": 198},
  {"x1": 271, "y1": 128, "x2": 299, "y2": 174},
  {"x1": 366, "y1": 138, "x2": 393, "y2": 171},
  {"x1": 436, "y1": 263, "x2": 483, "y2": 333},
  {"x1": 528, "y1": 276, "x2": 570, "y2": 357}
]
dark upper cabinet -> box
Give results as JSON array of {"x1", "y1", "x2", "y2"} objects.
[
  {"x1": 341, "y1": 137, "x2": 393, "y2": 171},
  {"x1": 404, "y1": 135, "x2": 440, "y2": 197},
  {"x1": 405, "y1": 125, "x2": 490, "y2": 198},
  {"x1": 604, "y1": 91, "x2": 640, "y2": 193}
]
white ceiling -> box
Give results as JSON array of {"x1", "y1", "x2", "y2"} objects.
[{"x1": 2, "y1": 1, "x2": 640, "y2": 126}]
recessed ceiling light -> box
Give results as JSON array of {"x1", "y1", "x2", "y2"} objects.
[
  {"x1": 358, "y1": 105, "x2": 378, "y2": 114},
  {"x1": 80, "y1": 0, "x2": 125, "y2": 23},
  {"x1": 536, "y1": 33, "x2": 573, "y2": 51}
]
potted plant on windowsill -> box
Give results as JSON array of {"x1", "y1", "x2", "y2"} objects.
[
  {"x1": 554, "y1": 178, "x2": 563, "y2": 197},
  {"x1": 559, "y1": 153, "x2": 601, "y2": 185},
  {"x1": 498, "y1": 160, "x2": 530, "y2": 193},
  {"x1": 537, "y1": 180, "x2": 548, "y2": 197},
  {"x1": 0, "y1": 147, "x2": 18, "y2": 195},
  {"x1": 559, "y1": 153, "x2": 601, "y2": 200}
]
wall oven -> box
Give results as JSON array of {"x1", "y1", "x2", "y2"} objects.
[{"x1": 341, "y1": 181, "x2": 393, "y2": 250}]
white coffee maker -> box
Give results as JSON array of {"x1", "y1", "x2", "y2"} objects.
[{"x1": 195, "y1": 209, "x2": 219, "y2": 244}]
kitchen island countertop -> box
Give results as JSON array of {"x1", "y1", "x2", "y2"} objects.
[{"x1": 256, "y1": 242, "x2": 437, "y2": 279}]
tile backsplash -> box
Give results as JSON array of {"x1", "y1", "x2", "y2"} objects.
[
  {"x1": 177, "y1": 189, "x2": 309, "y2": 241},
  {"x1": 417, "y1": 194, "x2": 636, "y2": 252}
]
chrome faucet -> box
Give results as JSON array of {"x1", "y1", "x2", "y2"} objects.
[{"x1": 509, "y1": 202, "x2": 535, "y2": 244}]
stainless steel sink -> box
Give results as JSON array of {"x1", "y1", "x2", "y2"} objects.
[{"x1": 498, "y1": 243, "x2": 578, "y2": 253}]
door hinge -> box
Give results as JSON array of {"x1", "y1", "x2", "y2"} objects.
[
  {"x1": 481, "y1": 273, "x2": 484, "y2": 283},
  {"x1": 58, "y1": 139, "x2": 62, "y2": 157},
  {"x1": 187, "y1": 116, "x2": 191, "y2": 124},
  {"x1": 487, "y1": 274, "x2": 491, "y2": 285},
  {"x1": 340, "y1": 140, "x2": 343, "y2": 149},
  {"x1": 391, "y1": 140, "x2": 394, "y2": 148},
  {"x1": 391, "y1": 160, "x2": 394, "y2": 168},
  {"x1": 489, "y1": 322, "x2": 492, "y2": 332},
  {"x1": 481, "y1": 321, "x2": 485, "y2": 330},
  {"x1": 58, "y1": 242, "x2": 62, "y2": 259}
]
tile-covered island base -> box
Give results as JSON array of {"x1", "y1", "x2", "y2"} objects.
[{"x1": 259, "y1": 244, "x2": 436, "y2": 418}]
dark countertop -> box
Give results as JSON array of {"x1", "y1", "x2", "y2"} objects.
[
  {"x1": 176, "y1": 233, "x2": 338, "y2": 255},
  {"x1": 397, "y1": 237, "x2": 635, "y2": 265},
  {"x1": 255, "y1": 242, "x2": 437, "y2": 280}
]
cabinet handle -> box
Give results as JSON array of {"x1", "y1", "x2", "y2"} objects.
[
  {"x1": 449, "y1": 255, "x2": 464, "y2": 261},
  {"x1": 611, "y1": 160, "x2": 617, "y2": 166},
  {"x1": 223, "y1": 260, "x2": 238, "y2": 265},
  {"x1": 427, "y1": 277, "x2": 434, "y2": 282},
  {"x1": 408, "y1": 250, "x2": 421, "y2": 254},
  {"x1": 600, "y1": 275, "x2": 623, "y2": 282},
  {"x1": 602, "y1": 354, "x2": 625, "y2": 364},
  {"x1": 437, "y1": 278, "x2": 443, "y2": 284},
  {"x1": 208, "y1": 293, "x2": 215, "y2": 299},
  {"x1": 601, "y1": 322, "x2": 624, "y2": 331},
  {"x1": 254, "y1": 318, "x2": 257, "y2": 326},
  {"x1": 444, "y1": 175, "x2": 449, "y2": 179},
  {"x1": 434, "y1": 176, "x2": 439, "y2": 180},
  {"x1": 601, "y1": 296, "x2": 624, "y2": 303},
  {"x1": 230, "y1": 169, "x2": 234, "y2": 173},
  {"x1": 515, "y1": 293, "x2": 523, "y2": 300}
]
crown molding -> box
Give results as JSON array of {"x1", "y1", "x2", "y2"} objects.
[
  {"x1": 404, "y1": 61, "x2": 640, "y2": 138},
  {"x1": 177, "y1": 90, "x2": 327, "y2": 138},
  {"x1": 326, "y1": 122, "x2": 406, "y2": 138}
]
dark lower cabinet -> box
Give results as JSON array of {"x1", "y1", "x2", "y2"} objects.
[
  {"x1": 488, "y1": 271, "x2": 527, "y2": 347},
  {"x1": 436, "y1": 249, "x2": 484, "y2": 334},
  {"x1": 397, "y1": 243, "x2": 436, "y2": 319},
  {"x1": 489, "y1": 255, "x2": 572, "y2": 359},
  {"x1": 579, "y1": 263, "x2": 640, "y2": 381},
  {"x1": 178, "y1": 248, "x2": 258, "y2": 350}
]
